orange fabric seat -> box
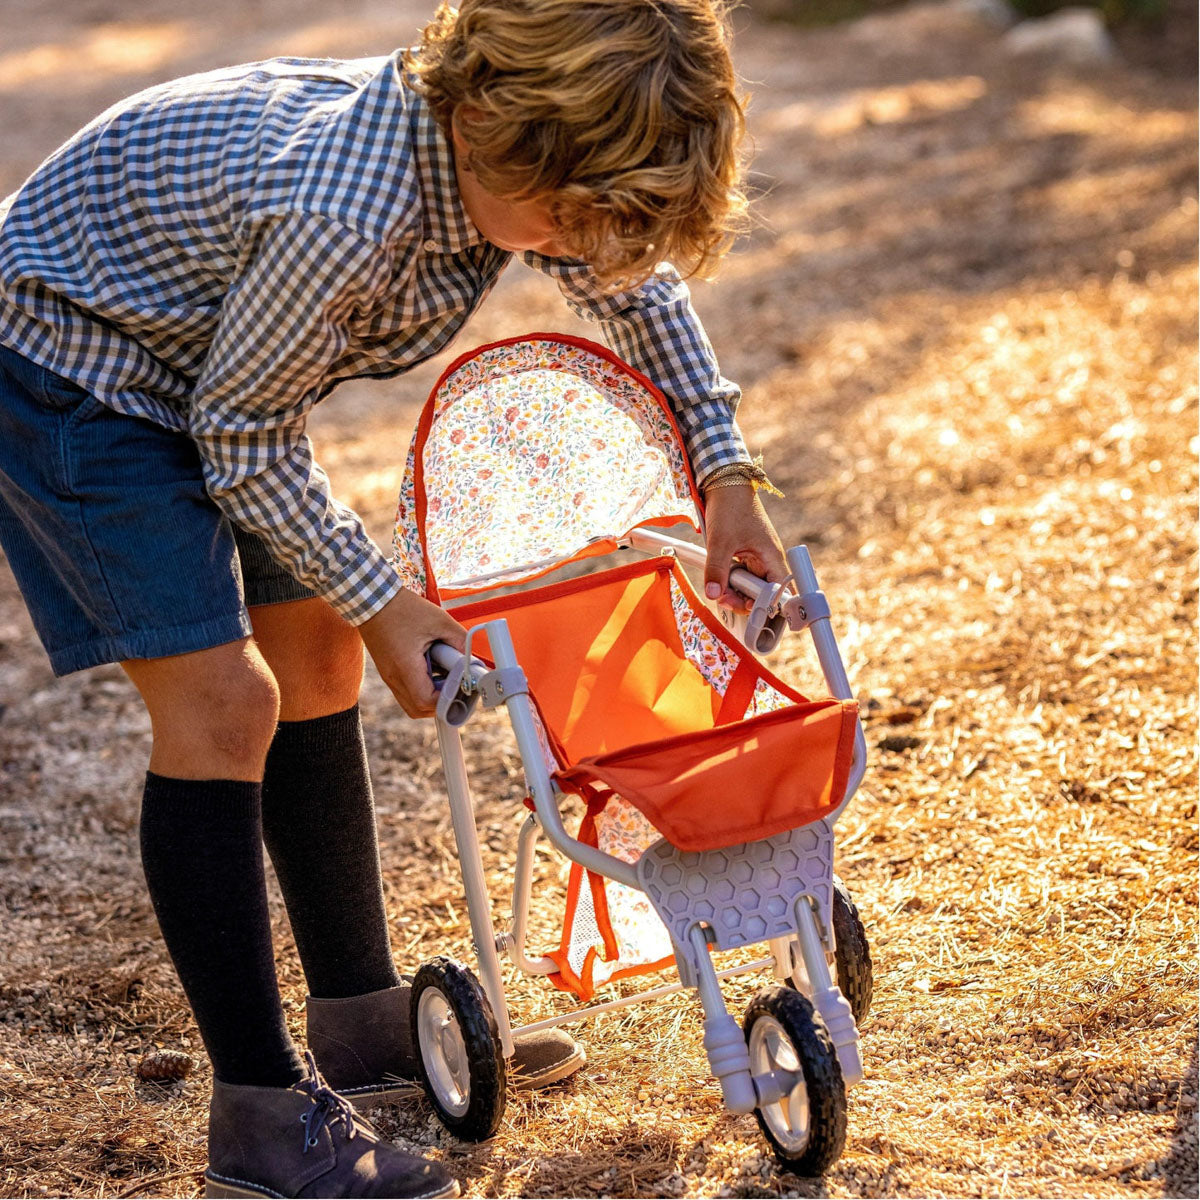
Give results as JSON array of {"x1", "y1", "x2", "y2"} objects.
[{"x1": 453, "y1": 556, "x2": 858, "y2": 853}]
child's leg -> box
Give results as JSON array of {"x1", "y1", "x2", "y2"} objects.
[
  {"x1": 247, "y1": 595, "x2": 402, "y2": 999},
  {"x1": 123, "y1": 639, "x2": 307, "y2": 1088},
  {"x1": 127, "y1": 639, "x2": 455, "y2": 1194},
  {"x1": 0, "y1": 348, "x2": 459, "y2": 1193},
  {"x1": 0, "y1": 347, "x2": 307, "y2": 1088},
  {"x1": 123, "y1": 633, "x2": 281, "y2": 780}
]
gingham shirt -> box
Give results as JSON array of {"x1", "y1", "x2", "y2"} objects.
[{"x1": 0, "y1": 54, "x2": 748, "y2": 624}]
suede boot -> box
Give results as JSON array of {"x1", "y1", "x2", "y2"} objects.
[
  {"x1": 307, "y1": 984, "x2": 585, "y2": 1104},
  {"x1": 204, "y1": 1053, "x2": 458, "y2": 1198}
]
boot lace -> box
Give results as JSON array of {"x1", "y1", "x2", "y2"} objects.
[{"x1": 297, "y1": 1052, "x2": 358, "y2": 1154}]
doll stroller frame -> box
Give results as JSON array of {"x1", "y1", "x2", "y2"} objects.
[{"x1": 394, "y1": 336, "x2": 871, "y2": 1173}]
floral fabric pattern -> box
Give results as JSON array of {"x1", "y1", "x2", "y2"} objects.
[
  {"x1": 392, "y1": 338, "x2": 699, "y2": 597},
  {"x1": 595, "y1": 793, "x2": 661, "y2": 865},
  {"x1": 749, "y1": 675, "x2": 796, "y2": 718},
  {"x1": 591, "y1": 798, "x2": 675, "y2": 978},
  {"x1": 392, "y1": 439, "x2": 426, "y2": 594},
  {"x1": 526, "y1": 702, "x2": 561, "y2": 783}
]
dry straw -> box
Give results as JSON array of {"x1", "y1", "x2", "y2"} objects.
[{"x1": 1, "y1": 4, "x2": 1196, "y2": 1198}]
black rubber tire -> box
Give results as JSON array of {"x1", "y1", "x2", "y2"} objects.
[
  {"x1": 831, "y1": 876, "x2": 873, "y2": 1025},
  {"x1": 744, "y1": 986, "x2": 847, "y2": 1175},
  {"x1": 411, "y1": 956, "x2": 506, "y2": 1141}
]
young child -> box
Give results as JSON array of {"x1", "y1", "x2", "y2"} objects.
[{"x1": 0, "y1": 1, "x2": 788, "y2": 1196}]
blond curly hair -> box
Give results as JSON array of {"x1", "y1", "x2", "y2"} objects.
[{"x1": 404, "y1": 0, "x2": 749, "y2": 287}]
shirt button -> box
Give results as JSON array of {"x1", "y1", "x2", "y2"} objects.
[{"x1": 423, "y1": 239, "x2": 437, "y2": 252}]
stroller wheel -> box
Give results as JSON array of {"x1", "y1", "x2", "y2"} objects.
[
  {"x1": 784, "y1": 879, "x2": 873, "y2": 1025},
  {"x1": 831, "y1": 876, "x2": 873, "y2": 1024},
  {"x1": 411, "y1": 956, "x2": 506, "y2": 1140},
  {"x1": 744, "y1": 986, "x2": 847, "y2": 1174}
]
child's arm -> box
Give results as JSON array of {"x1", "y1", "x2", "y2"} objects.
[
  {"x1": 526, "y1": 253, "x2": 788, "y2": 607},
  {"x1": 189, "y1": 212, "x2": 464, "y2": 712}
]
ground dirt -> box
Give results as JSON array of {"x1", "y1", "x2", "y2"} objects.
[{"x1": 0, "y1": 2, "x2": 1196, "y2": 1197}]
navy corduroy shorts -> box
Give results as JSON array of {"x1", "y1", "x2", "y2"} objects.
[{"x1": 0, "y1": 343, "x2": 316, "y2": 675}]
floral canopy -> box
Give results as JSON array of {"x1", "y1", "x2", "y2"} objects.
[{"x1": 392, "y1": 334, "x2": 703, "y2": 601}]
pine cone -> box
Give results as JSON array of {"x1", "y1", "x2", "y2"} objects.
[{"x1": 135, "y1": 1049, "x2": 196, "y2": 1082}]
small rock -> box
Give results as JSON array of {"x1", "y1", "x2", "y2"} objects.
[
  {"x1": 946, "y1": 0, "x2": 1019, "y2": 29},
  {"x1": 878, "y1": 733, "x2": 923, "y2": 752},
  {"x1": 849, "y1": 1, "x2": 1002, "y2": 48},
  {"x1": 1002, "y1": 8, "x2": 1116, "y2": 65}
]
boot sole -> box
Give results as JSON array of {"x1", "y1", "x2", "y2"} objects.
[
  {"x1": 338, "y1": 1080, "x2": 423, "y2": 1108},
  {"x1": 205, "y1": 1178, "x2": 271, "y2": 1199},
  {"x1": 511, "y1": 1044, "x2": 587, "y2": 1090},
  {"x1": 204, "y1": 1171, "x2": 460, "y2": 1198}
]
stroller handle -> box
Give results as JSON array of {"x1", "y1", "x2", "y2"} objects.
[
  {"x1": 623, "y1": 528, "x2": 788, "y2": 652},
  {"x1": 428, "y1": 640, "x2": 472, "y2": 674},
  {"x1": 427, "y1": 641, "x2": 489, "y2": 726}
]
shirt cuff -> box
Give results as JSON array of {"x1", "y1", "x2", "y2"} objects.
[
  {"x1": 319, "y1": 543, "x2": 406, "y2": 625},
  {"x1": 684, "y1": 421, "x2": 752, "y2": 488}
]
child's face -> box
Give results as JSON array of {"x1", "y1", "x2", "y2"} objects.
[
  {"x1": 454, "y1": 158, "x2": 567, "y2": 257},
  {"x1": 451, "y1": 118, "x2": 569, "y2": 258}
]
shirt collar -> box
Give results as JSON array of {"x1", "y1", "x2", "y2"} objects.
[{"x1": 397, "y1": 61, "x2": 483, "y2": 254}]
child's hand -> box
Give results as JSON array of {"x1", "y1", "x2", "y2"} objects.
[
  {"x1": 359, "y1": 589, "x2": 467, "y2": 718},
  {"x1": 702, "y1": 485, "x2": 789, "y2": 613}
]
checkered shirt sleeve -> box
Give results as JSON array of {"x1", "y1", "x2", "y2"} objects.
[
  {"x1": 525, "y1": 254, "x2": 750, "y2": 485},
  {"x1": 189, "y1": 213, "x2": 402, "y2": 624}
]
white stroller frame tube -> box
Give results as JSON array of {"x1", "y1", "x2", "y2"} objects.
[
  {"x1": 688, "y1": 923, "x2": 759, "y2": 1114},
  {"x1": 481, "y1": 619, "x2": 641, "y2": 891},
  {"x1": 786, "y1": 544, "x2": 869, "y2": 818},
  {"x1": 793, "y1": 894, "x2": 865, "y2": 1086},
  {"x1": 506, "y1": 814, "x2": 558, "y2": 976},
  {"x1": 434, "y1": 719, "x2": 518, "y2": 1058}
]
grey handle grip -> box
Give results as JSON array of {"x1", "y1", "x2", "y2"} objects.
[{"x1": 428, "y1": 642, "x2": 486, "y2": 726}]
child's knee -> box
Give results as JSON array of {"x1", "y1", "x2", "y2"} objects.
[
  {"x1": 250, "y1": 598, "x2": 364, "y2": 720},
  {"x1": 200, "y1": 665, "x2": 282, "y2": 762},
  {"x1": 126, "y1": 640, "x2": 282, "y2": 775}
]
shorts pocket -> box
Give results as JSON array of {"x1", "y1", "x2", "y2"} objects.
[{"x1": 37, "y1": 364, "x2": 101, "y2": 416}]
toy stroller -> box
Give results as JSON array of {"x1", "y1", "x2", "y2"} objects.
[{"x1": 391, "y1": 334, "x2": 872, "y2": 1174}]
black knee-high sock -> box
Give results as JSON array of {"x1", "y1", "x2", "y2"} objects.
[
  {"x1": 260, "y1": 705, "x2": 401, "y2": 999},
  {"x1": 139, "y1": 774, "x2": 306, "y2": 1087}
]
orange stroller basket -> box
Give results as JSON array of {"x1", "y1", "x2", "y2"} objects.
[{"x1": 392, "y1": 335, "x2": 871, "y2": 1172}]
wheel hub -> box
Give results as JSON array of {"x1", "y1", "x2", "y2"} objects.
[
  {"x1": 749, "y1": 1014, "x2": 811, "y2": 1153},
  {"x1": 418, "y1": 988, "x2": 471, "y2": 1118}
]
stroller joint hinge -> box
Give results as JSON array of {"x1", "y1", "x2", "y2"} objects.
[
  {"x1": 783, "y1": 589, "x2": 831, "y2": 631},
  {"x1": 479, "y1": 667, "x2": 530, "y2": 707}
]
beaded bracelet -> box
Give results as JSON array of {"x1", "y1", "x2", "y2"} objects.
[{"x1": 701, "y1": 456, "x2": 785, "y2": 499}]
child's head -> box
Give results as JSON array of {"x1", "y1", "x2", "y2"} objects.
[{"x1": 405, "y1": 0, "x2": 748, "y2": 288}]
